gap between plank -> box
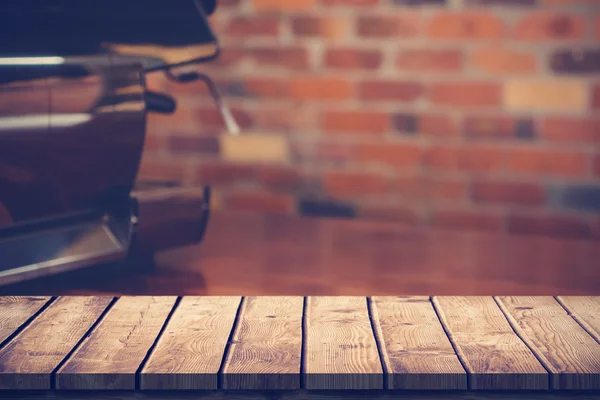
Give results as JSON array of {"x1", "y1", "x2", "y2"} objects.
[
  {"x1": 0, "y1": 296, "x2": 56, "y2": 350},
  {"x1": 430, "y1": 297, "x2": 472, "y2": 390},
  {"x1": 299, "y1": 296, "x2": 308, "y2": 390},
  {"x1": 216, "y1": 296, "x2": 246, "y2": 389},
  {"x1": 50, "y1": 296, "x2": 119, "y2": 390},
  {"x1": 135, "y1": 296, "x2": 183, "y2": 390},
  {"x1": 492, "y1": 296, "x2": 555, "y2": 389},
  {"x1": 300, "y1": 296, "x2": 314, "y2": 389},
  {"x1": 366, "y1": 297, "x2": 390, "y2": 390},
  {"x1": 554, "y1": 296, "x2": 600, "y2": 345}
]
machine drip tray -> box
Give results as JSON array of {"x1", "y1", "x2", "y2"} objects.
[{"x1": 0, "y1": 219, "x2": 128, "y2": 287}]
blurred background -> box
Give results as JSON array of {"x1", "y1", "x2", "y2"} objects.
[
  {"x1": 132, "y1": 0, "x2": 600, "y2": 294},
  {"x1": 142, "y1": 0, "x2": 599, "y2": 236}
]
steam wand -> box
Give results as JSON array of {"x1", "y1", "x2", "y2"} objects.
[{"x1": 164, "y1": 69, "x2": 240, "y2": 135}]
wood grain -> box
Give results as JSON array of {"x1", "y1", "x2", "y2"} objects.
[
  {"x1": 0, "y1": 297, "x2": 51, "y2": 345},
  {"x1": 371, "y1": 296, "x2": 467, "y2": 390},
  {"x1": 497, "y1": 296, "x2": 600, "y2": 390},
  {"x1": 556, "y1": 297, "x2": 600, "y2": 343},
  {"x1": 56, "y1": 296, "x2": 177, "y2": 389},
  {"x1": 303, "y1": 296, "x2": 383, "y2": 390},
  {"x1": 221, "y1": 296, "x2": 304, "y2": 390},
  {"x1": 139, "y1": 296, "x2": 241, "y2": 390},
  {"x1": 0, "y1": 296, "x2": 112, "y2": 389},
  {"x1": 432, "y1": 296, "x2": 548, "y2": 390}
]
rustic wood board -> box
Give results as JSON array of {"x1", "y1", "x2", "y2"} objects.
[
  {"x1": 556, "y1": 296, "x2": 600, "y2": 344},
  {"x1": 139, "y1": 296, "x2": 241, "y2": 390},
  {"x1": 221, "y1": 296, "x2": 304, "y2": 390},
  {"x1": 56, "y1": 296, "x2": 178, "y2": 389},
  {"x1": 0, "y1": 296, "x2": 112, "y2": 389},
  {"x1": 371, "y1": 296, "x2": 467, "y2": 390},
  {"x1": 432, "y1": 296, "x2": 548, "y2": 390},
  {"x1": 303, "y1": 296, "x2": 384, "y2": 390},
  {"x1": 0, "y1": 296, "x2": 599, "y2": 393},
  {"x1": 497, "y1": 296, "x2": 600, "y2": 390},
  {"x1": 0, "y1": 296, "x2": 51, "y2": 345}
]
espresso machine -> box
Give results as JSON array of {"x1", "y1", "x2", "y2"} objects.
[{"x1": 0, "y1": 0, "x2": 237, "y2": 291}]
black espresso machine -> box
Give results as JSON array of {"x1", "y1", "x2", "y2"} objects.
[{"x1": 0, "y1": 0, "x2": 238, "y2": 291}]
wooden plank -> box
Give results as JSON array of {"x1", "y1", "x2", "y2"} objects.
[
  {"x1": 0, "y1": 296, "x2": 112, "y2": 389},
  {"x1": 371, "y1": 296, "x2": 467, "y2": 390},
  {"x1": 303, "y1": 296, "x2": 383, "y2": 390},
  {"x1": 497, "y1": 296, "x2": 600, "y2": 390},
  {"x1": 221, "y1": 296, "x2": 304, "y2": 390},
  {"x1": 0, "y1": 297, "x2": 51, "y2": 345},
  {"x1": 556, "y1": 296, "x2": 600, "y2": 343},
  {"x1": 139, "y1": 296, "x2": 241, "y2": 390},
  {"x1": 56, "y1": 296, "x2": 177, "y2": 390},
  {"x1": 432, "y1": 296, "x2": 548, "y2": 390}
]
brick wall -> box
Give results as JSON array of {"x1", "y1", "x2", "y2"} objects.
[{"x1": 139, "y1": 0, "x2": 600, "y2": 240}]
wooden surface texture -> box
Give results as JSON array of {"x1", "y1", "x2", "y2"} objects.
[{"x1": 0, "y1": 296, "x2": 599, "y2": 393}]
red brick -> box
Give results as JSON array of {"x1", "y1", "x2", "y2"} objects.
[
  {"x1": 324, "y1": 48, "x2": 383, "y2": 70},
  {"x1": 507, "y1": 148, "x2": 587, "y2": 177},
  {"x1": 425, "y1": 145, "x2": 506, "y2": 172},
  {"x1": 356, "y1": 143, "x2": 423, "y2": 168},
  {"x1": 463, "y1": 116, "x2": 535, "y2": 140},
  {"x1": 394, "y1": 175, "x2": 427, "y2": 200},
  {"x1": 195, "y1": 107, "x2": 253, "y2": 130},
  {"x1": 357, "y1": 15, "x2": 420, "y2": 38},
  {"x1": 426, "y1": 12, "x2": 504, "y2": 40},
  {"x1": 472, "y1": 180, "x2": 545, "y2": 206},
  {"x1": 471, "y1": 48, "x2": 538, "y2": 75},
  {"x1": 592, "y1": 85, "x2": 600, "y2": 110},
  {"x1": 210, "y1": 47, "x2": 246, "y2": 68},
  {"x1": 243, "y1": 77, "x2": 290, "y2": 98},
  {"x1": 431, "y1": 208, "x2": 504, "y2": 232},
  {"x1": 291, "y1": 139, "x2": 356, "y2": 164},
  {"x1": 224, "y1": 190, "x2": 294, "y2": 214},
  {"x1": 322, "y1": 0, "x2": 379, "y2": 4},
  {"x1": 247, "y1": 46, "x2": 310, "y2": 70},
  {"x1": 143, "y1": 133, "x2": 161, "y2": 151},
  {"x1": 168, "y1": 135, "x2": 220, "y2": 155},
  {"x1": 253, "y1": 106, "x2": 316, "y2": 131},
  {"x1": 395, "y1": 175, "x2": 467, "y2": 202},
  {"x1": 513, "y1": 13, "x2": 585, "y2": 41},
  {"x1": 258, "y1": 166, "x2": 304, "y2": 192},
  {"x1": 137, "y1": 159, "x2": 185, "y2": 183},
  {"x1": 420, "y1": 114, "x2": 460, "y2": 137},
  {"x1": 430, "y1": 82, "x2": 502, "y2": 108},
  {"x1": 543, "y1": 0, "x2": 600, "y2": 4},
  {"x1": 427, "y1": 177, "x2": 469, "y2": 201},
  {"x1": 508, "y1": 213, "x2": 591, "y2": 239},
  {"x1": 359, "y1": 206, "x2": 421, "y2": 225},
  {"x1": 324, "y1": 171, "x2": 390, "y2": 197},
  {"x1": 291, "y1": 77, "x2": 353, "y2": 100},
  {"x1": 541, "y1": 118, "x2": 600, "y2": 143},
  {"x1": 225, "y1": 16, "x2": 279, "y2": 37},
  {"x1": 291, "y1": 16, "x2": 348, "y2": 38},
  {"x1": 359, "y1": 80, "x2": 424, "y2": 102},
  {"x1": 322, "y1": 110, "x2": 389, "y2": 134},
  {"x1": 195, "y1": 162, "x2": 257, "y2": 186},
  {"x1": 396, "y1": 49, "x2": 463, "y2": 72},
  {"x1": 253, "y1": 0, "x2": 315, "y2": 11},
  {"x1": 593, "y1": 154, "x2": 600, "y2": 177}
]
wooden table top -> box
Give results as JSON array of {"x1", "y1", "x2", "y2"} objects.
[{"x1": 0, "y1": 296, "x2": 599, "y2": 399}]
